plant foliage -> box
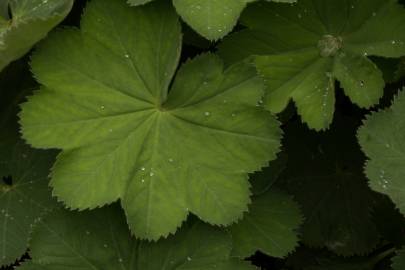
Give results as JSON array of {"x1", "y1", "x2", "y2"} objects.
[
  {"x1": 219, "y1": 0, "x2": 405, "y2": 130},
  {"x1": 0, "y1": 0, "x2": 405, "y2": 269}
]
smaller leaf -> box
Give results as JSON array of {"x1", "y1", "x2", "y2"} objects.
[
  {"x1": 333, "y1": 52, "x2": 384, "y2": 107},
  {"x1": 230, "y1": 189, "x2": 303, "y2": 258},
  {"x1": 0, "y1": 140, "x2": 56, "y2": 266},
  {"x1": 28, "y1": 205, "x2": 255, "y2": 269},
  {"x1": 358, "y1": 88, "x2": 405, "y2": 216},
  {"x1": 392, "y1": 248, "x2": 405, "y2": 270},
  {"x1": 173, "y1": 0, "x2": 296, "y2": 40},
  {"x1": 0, "y1": 0, "x2": 73, "y2": 71}
]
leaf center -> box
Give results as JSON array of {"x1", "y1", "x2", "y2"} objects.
[{"x1": 318, "y1": 34, "x2": 343, "y2": 57}]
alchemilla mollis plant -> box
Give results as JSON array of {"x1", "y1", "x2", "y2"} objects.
[{"x1": 1, "y1": 0, "x2": 405, "y2": 269}]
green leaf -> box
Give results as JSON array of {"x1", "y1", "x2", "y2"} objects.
[
  {"x1": 20, "y1": 0, "x2": 282, "y2": 240},
  {"x1": 392, "y1": 248, "x2": 405, "y2": 270},
  {"x1": 279, "y1": 117, "x2": 379, "y2": 256},
  {"x1": 230, "y1": 189, "x2": 303, "y2": 258},
  {"x1": 219, "y1": 0, "x2": 405, "y2": 130},
  {"x1": 0, "y1": 0, "x2": 73, "y2": 71},
  {"x1": 129, "y1": 0, "x2": 295, "y2": 40},
  {"x1": 173, "y1": 0, "x2": 296, "y2": 40},
  {"x1": 358, "y1": 89, "x2": 405, "y2": 216},
  {"x1": 0, "y1": 61, "x2": 57, "y2": 267},
  {"x1": 27, "y1": 206, "x2": 254, "y2": 269},
  {"x1": 172, "y1": 0, "x2": 248, "y2": 40},
  {"x1": 0, "y1": 139, "x2": 56, "y2": 267}
]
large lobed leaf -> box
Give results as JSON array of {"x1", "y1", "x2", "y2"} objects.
[
  {"x1": 219, "y1": 0, "x2": 405, "y2": 130},
  {"x1": 358, "y1": 89, "x2": 405, "y2": 216},
  {"x1": 128, "y1": 0, "x2": 296, "y2": 40},
  {"x1": 20, "y1": 0, "x2": 282, "y2": 240},
  {"x1": 0, "y1": 0, "x2": 73, "y2": 71},
  {"x1": 22, "y1": 206, "x2": 254, "y2": 270}
]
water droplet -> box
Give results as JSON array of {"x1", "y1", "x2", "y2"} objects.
[
  {"x1": 100, "y1": 105, "x2": 105, "y2": 110},
  {"x1": 187, "y1": 257, "x2": 192, "y2": 261},
  {"x1": 392, "y1": 40, "x2": 397, "y2": 45},
  {"x1": 103, "y1": 244, "x2": 108, "y2": 248},
  {"x1": 359, "y1": 81, "x2": 365, "y2": 87},
  {"x1": 204, "y1": 111, "x2": 211, "y2": 116},
  {"x1": 231, "y1": 113, "x2": 236, "y2": 117},
  {"x1": 386, "y1": 143, "x2": 390, "y2": 148},
  {"x1": 118, "y1": 258, "x2": 123, "y2": 263},
  {"x1": 124, "y1": 54, "x2": 130, "y2": 58},
  {"x1": 141, "y1": 167, "x2": 145, "y2": 171},
  {"x1": 149, "y1": 172, "x2": 154, "y2": 177},
  {"x1": 168, "y1": 158, "x2": 174, "y2": 163},
  {"x1": 141, "y1": 179, "x2": 145, "y2": 183}
]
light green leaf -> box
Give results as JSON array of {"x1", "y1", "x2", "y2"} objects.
[
  {"x1": 27, "y1": 206, "x2": 254, "y2": 270},
  {"x1": 20, "y1": 0, "x2": 282, "y2": 240},
  {"x1": 172, "y1": 0, "x2": 247, "y2": 40},
  {"x1": 0, "y1": 0, "x2": 73, "y2": 71},
  {"x1": 392, "y1": 248, "x2": 405, "y2": 270},
  {"x1": 230, "y1": 189, "x2": 302, "y2": 258},
  {"x1": 219, "y1": 0, "x2": 405, "y2": 130},
  {"x1": 358, "y1": 89, "x2": 405, "y2": 216},
  {"x1": 173, "y1": 0, "x2": 296, "y2": 40},
  {"x1": 279, "y1": 117, "x2": 379, "y2": 256}
]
